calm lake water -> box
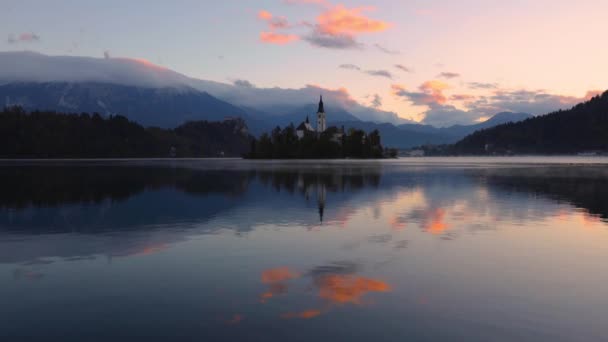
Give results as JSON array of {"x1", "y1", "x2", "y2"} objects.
[{"x1": 2, "y1": 157, "x2": 608, "y2": 341}]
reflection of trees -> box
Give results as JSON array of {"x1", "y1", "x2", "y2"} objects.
[
  {"x1": 480, "y1": 167, "x2": 608, "y2": 221},
  {"x1": 256, "y1": 168, "x2": 381, "y2": 222},
  {"x1": 257, "y1": 168, "x2": 381, "y2": 196},
  {"x1": 0, "y1": 166, "x2": 253, "y2": 209},
  {"x1": 0, "y1": 165, "x2": 382, "y2": 210}
]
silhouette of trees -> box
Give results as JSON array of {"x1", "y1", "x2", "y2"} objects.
[
  {"x1": 0, "y1": 107, "x2": 251, "y2": 158},
  {"x1": 452, "y1": 90, "x2": 608, "y2": 154},
  {"x1": 246, "y1": 126, "x2": 387, "y2": 159}
]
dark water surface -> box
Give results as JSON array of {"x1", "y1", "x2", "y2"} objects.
[{"x1": 1, "y1": 158, "x2": 608, "y2": 341}]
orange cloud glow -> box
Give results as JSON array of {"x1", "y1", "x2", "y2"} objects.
[
  {"x1": 117, "y1": 57, "x2": 168, "y2": 71},
  {"x1": 316, "y1": 274, "x2": 391, "y2": 304},
  {"x1": 260, "y1": 31, "x2": 299, "y2": 44},
  {"x1": 258, "y1": 10, "x2": 273, "y2": 20},
  {"x1": 317, "y1": 5, "x2": 390, "y2": 35},
  {"x1": 420, "y1": 80, "x2": 449, "y2": 105}
]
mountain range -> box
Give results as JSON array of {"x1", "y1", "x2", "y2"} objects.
[{"x1": 0, "y1": 51, "x2": 533, "y2": 148}]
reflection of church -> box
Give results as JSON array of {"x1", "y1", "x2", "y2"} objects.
[{"x1": 317, "y1": 182, "x2": 326, "y2": 223}]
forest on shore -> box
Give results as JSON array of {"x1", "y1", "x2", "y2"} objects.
[
  {"x1": 451, "y1": 90, "x2": 608, "y2": 155},
  {"x1": 0, "y1": 107, "x2": 251, "y2": 158}
]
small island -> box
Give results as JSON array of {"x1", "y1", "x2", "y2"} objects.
[{"x1": 246, "y1": 96, "x2": 397, "y2": 159}]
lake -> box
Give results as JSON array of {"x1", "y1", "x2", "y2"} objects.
[{"x1": 1, "y1": 157, "x2": 608, "y2": 341}]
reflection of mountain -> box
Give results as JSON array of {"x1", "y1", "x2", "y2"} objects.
[{"x1": 0, "y1": 165, "x2": 252, "y2": 209}]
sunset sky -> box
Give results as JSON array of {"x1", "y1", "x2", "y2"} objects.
[{"x1": 3, "y1": 0, "x2": 608, "y2": 126}]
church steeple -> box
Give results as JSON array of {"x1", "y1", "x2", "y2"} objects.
[
  {"x1": 316, "y1": 95, "x2": 327, "y2": 133},
  {"x1": 317, "y1": 95, "x2": 325, "y2": 113}
]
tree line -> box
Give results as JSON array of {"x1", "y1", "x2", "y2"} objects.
[
  {"x1": 452, "y1": 90, "x2": 608, "y2": 155},
  {"x1": 246, "y1": 124, "x2": 397, "y2": 159},
  {"x1": 0, "y1": 107, "x2": 252, "y2": 158}
]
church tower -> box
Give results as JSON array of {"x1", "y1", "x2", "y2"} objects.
[{"x1": 316, "y1": 95, "x2": 326, "y2": 133}]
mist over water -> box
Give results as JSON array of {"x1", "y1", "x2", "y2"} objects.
[{"x1": 1, "y1": 158, "x2": 608, "y2": 341}]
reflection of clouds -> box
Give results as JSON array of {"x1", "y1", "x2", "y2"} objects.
[
  {"x1": 393, "y1": 240, "x2": 408, "y2": 249},
  {"x1": 225, "y1": 314, "x2": 244, "y2": 325},
  {"x1": 260, "y1": 267, "x2": 300, "y2": 303},
  {"x1": 424, "y1": 208, "x2": 449, "y2": 235},
  {"x1": 13, "y1": 267, "x2": 44, "y2": 281},
  {"x1": 258, "y1": 262, "x2": 391, "y2": 320},
  {"x1": 281, "y1": 309, "x2": 322, "y2": 320},
  {"x1": 316, "y1": 274, "x2": 391, "y2": 305},
  {"x1": 367, "y1": 234, "x2": 392, "y2": 244}
]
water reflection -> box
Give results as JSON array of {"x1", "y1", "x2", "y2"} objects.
[
  {"x1": 0, "y1": 162, "x2": 607, "y2": 266},
  {"x1": 2, "y1": 160, "x2": 608, "y2": 341}
]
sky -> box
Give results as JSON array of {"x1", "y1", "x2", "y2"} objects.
[{"x1": 2, "y1": 0, "x2": 608, "y2": 126}]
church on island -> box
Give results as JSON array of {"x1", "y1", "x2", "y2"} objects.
[{"x1": 296, "y1": 95, "x2": 343, "y2": 143}]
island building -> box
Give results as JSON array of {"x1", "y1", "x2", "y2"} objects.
[{"x1": 296, "y1": 95, "x2": 344, "y2": 142}]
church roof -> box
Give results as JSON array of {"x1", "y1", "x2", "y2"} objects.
[
  {"x1": 297, "y1": 121, "x2": 314, "y2": 131},
  {"x1": 317, "y1": 95, "x2": 324, "y2": 113}
]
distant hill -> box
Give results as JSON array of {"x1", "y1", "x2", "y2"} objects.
[
  {"x1": 333, "y1": 121, "x2": 454, "y2": 148},
  {"x1": 453, "y1": 91, "x2": 608, "y2": 154},
  {"x1": 398, "y1": 112, "x2": 532, "y2": 140},
  {"x1": 332, "y1": 112, "x2": 532, "y2": 149},
  {"x1": 0, "y1": 82, "x2": 251, "y2": 129}
]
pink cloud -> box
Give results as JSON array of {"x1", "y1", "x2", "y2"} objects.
[
  {"x1": 258, "y1": 10, "x2": 273, "y2": 20},
  {"x1": 260, "y1": 31, "x2": 299, "y2": 45},
  {"x1": 316, "y1": 4, "x2": 390, "y2": 36}
]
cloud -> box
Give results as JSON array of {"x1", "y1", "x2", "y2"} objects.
[
  {"x1": 365, "y1": 69, "x2": 393, "y2": 79},
  {"x1": 7, "y1": 32, "x2": 40, "y2": 44},
  {"x1": 316, "y1": 5, "x2": 390, "y2": 35},
  {"x1": 392, "y1": 80, "x2": 449, "y2": 106},
  {"x1": 303, "y1": 3, "x2": 390, "y2": 49},
  {"x1": 233, "y1": 79, "x2": 256, "y2": 88},
  {"x1": 338, "y1": 63, "x2": 361, "y2": 71},
  {"x1": 394, "y1": 79, "x2": 604, "y2": 126},
  {"x1": 304, "y1": 28, "x2": 360, "y2": 49},
  {"x1": 374, "y1": 43, "x2": 399, "y2": 55},
  {"x1": 450, "y1": 94, "x2": 476, "y2": 101},
  {"x1": 339, "y1": 64, "x2": 393, "y2": 79},
  {"x1": 257, "y1": 10, "x2": 298, "y2": 43},
  {"x1": 260, "y1": 31, "x2": 299, "y2": 45},
  {"x1": 370, "y1": 94, "x2": 382, "y2": 108},
  {"x1": 258, "y1": 3, "x2": 391, "y2": 50},
  {"x1": 437, "y1": 72, "x2": 460, "y2": 79},
  {"x1": 283, "y1": 0, "x2": 328, "y2": 5},
  {"x1": 394, "y1": 64, "x2": 412, "y2": 73},
  {"x1": 468, "y1": 82, "x2": 499, "y2": 89},
  {"x1": 258, "y1": 10, "x2": 273, "y2": 20}
]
